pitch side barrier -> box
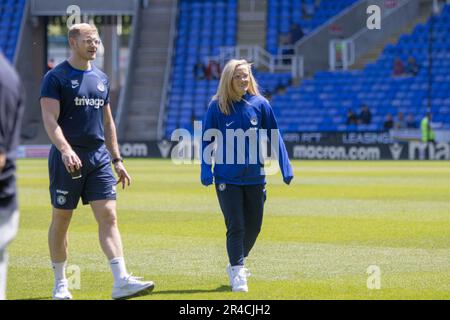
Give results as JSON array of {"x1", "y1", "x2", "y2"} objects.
[
  {"x1": 18, "y1": 132, "x2": 450, "y2": 160},
  {"x1": 120, "y1": 133, "x2": 450, "y2": 160},
  {"x1": 16, "y1": 141, "x2": 450, "y2": 160},
  {"x1": 282, "y1": 131, "x2": 450, "y2": 160},
  {"x1": 114, "y1": 143, "x2": 450, "y2": 161},
  {"x1": 286, "y1": 142, "x2": 450, "y2": 160}
]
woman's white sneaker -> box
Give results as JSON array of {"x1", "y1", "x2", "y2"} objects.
[{"x1": 230, "y1": 266, "x2": 250, "y2": 292}]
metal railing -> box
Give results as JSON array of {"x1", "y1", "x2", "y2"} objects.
[
  {"x1": 329, "y1": 0, "x2": 419, "y2": 71},
  {"x1": 294, "y1": 0, "x2": 374, "y2": 77},
  {"x1": 214, "y1": 45, "x2": 304, "y2": 79},
  {"x1": 156, "y1": 43, "x2": 303, "y2": 140},
  {"x1": 328, "y1": 39, "x2": 355, "y2": 71}
]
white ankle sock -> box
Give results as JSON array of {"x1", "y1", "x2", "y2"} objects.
[
  {"x1": 52, "y1": 262, "x2": 67, "y2": 282},
  {"x1": 109, "y1": 257, "x2": 129, "y2": 285}
]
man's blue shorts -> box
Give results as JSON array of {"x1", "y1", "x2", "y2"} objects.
[{"x1": 48, "y1": 145, "x2": 117, "y2": 210}]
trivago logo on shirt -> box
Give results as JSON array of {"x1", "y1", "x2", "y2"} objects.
[{"x1": 74, "y1": 96, "x2": 105, "y2": 109}]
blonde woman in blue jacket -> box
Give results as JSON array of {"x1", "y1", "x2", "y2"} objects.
[{"x1": 201, "y1": 59, "x2": 293, "y2": 292}]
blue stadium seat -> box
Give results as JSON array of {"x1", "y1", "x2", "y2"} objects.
[
  {"x1": 0, "y1": 0, "x2": 25, "y2": 62},
  {"x1": 165, "y1": 0, "x2": 238, "y2": 137},
  {"x1": 266, "y1": 0, "x2": 357, "y2": 55},
  {"x1": 262, "y1": 4, "x2": 450, "y2": 133},
  {"x1": 165, "y1": 0, "x2": 450, "y2": 135}
]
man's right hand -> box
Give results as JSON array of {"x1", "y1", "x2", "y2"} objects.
[{"x1": 60, "y1": 148, "x2": 82, "y2": 173}]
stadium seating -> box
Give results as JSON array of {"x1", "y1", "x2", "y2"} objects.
[
  {"x1": 166, "y1": 0, "x2": 291, "y2": 137},
  {"x1": 0, "y1": 0, "x2": 25, "y2": 62},
  {"x1": 266, "y1": 0, "x2": 358, "y2": 55},
  {"x1": 166, "y1": 0, "x2": 362, "y2": 137},
  {"x1": 165, "y1": 0, "x2": 357, "y2": 137},
  {"x1": 253, "y1": 70, "x2": 292, "y2": 96},
  {"x1": 165, "y1": 0, "x2": 237, "y2": 137},
  {"x1": 270, "y1": 4, "x2": 450, "y2": 133},
  {"x1": 165, "y1": 1, "x2": 449, "y2": 136}
]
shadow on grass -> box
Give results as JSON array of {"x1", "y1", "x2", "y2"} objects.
[
  {"x1": 151, "y1": 285, "x2": 230, "y2": 295},
  {"x1": 13, "y1": 285, "x2": 230, "y2": 300},
  {"x1": 15, "y1": 296, "x2": 52, "y2": 300}
]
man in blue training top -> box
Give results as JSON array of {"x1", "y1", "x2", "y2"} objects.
[
  {"x1": 0, "y1": 51, "x2": 25, "y2": 300},
  {"x1": 40, "y1": 23, "x2": 154, "y2": 300}
]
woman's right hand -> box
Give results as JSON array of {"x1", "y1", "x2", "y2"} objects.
[
  {"x1": 201, "y1": 171, "x2": 214, "y2": 186},
  {"x1": 283, "y1": 175, "x2": 293, "y2": 185}
]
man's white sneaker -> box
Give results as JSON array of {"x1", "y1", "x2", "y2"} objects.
[
  {"x1": 52, "y1": 279, "x2": 72, "y2": 300},
  {"x1": 230, "y1": 266, "x2": 250, "y2": 292},
  {"x1": 111, "y1": 274, "x2": 155, "y2": 300}
]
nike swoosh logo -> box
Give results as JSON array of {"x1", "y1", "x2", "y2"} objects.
[
  {"x1": 226, "y1": 121, "x2": 234, "y2": 127},
  {"x1": 72, "y1": 84, "x2": 79, "y2": 89}
]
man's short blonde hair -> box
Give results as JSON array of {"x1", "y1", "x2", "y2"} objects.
[{"x1": 68, "y1": 23, "x2": 98, "y2": 39}]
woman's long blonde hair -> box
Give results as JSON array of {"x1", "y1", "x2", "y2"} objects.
[{"x1": 211, "y1": 59, "x2": 261, "y2": 115}]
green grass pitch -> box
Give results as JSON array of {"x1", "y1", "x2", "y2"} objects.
[{"x1": 6, "y1": 159, "x2": 450, "y2": 300}]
